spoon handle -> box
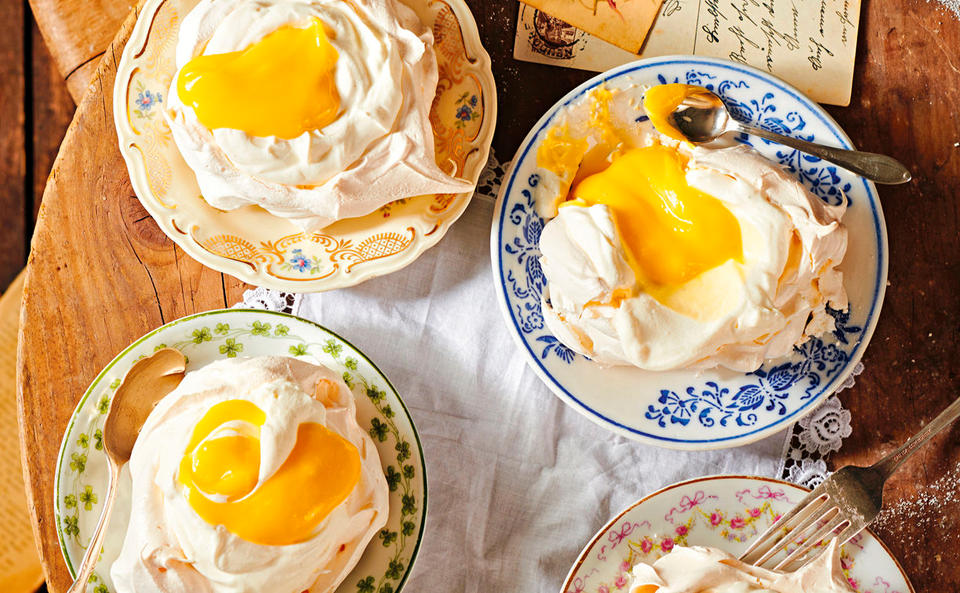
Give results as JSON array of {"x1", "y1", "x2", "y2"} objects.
[
  {"x1": 67, "y1": 461, "x2": 121, "y2": 593},
  {"x1": 735, "y1": 123, "x2": 912, "y2": 185}
]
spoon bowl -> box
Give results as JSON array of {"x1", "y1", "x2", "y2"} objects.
[
  {"x1": 667, "y1": 88, "x2": 732, "y2": 143},
  {"x1": 66, "y1": 348, "x2": 186, "y2": 593}
]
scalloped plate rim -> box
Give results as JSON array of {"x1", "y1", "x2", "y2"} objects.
[
  {"x1": 113, "y1": 0, "x2": 497, "y2": 292},
  {"x1": 490, "y1": 55, "x2": 888, "y2": 450}
]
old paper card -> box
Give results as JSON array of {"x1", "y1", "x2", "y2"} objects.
[
  {"x1": 514, "y1": 0, "x2": 862, "y2": 106},
  {"x1": 514, "y1": 4, "x2": 641, "y2": 72},
  {"x1": 520, "y1": 0, "x2": 665, "y2": 53}
]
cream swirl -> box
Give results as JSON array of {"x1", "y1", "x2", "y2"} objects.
[
  {"x1": 110, "y1": 356, "x2": 388, "y2": 593},
  {"x1": 165, "y1": 0, "x2": 474, "y2": 230},
  {"x1": 628, "y1": 542, "x2": 854, "y2": 593}
]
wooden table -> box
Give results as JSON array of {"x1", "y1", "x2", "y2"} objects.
[{"x1": 17, "y1": 1, "x2": 960, "y2": 591}]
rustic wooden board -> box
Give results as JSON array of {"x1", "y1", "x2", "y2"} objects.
[
  {"x1": 16, "y1": 0, "x2": 960, "y2": 592},
  {"x1": 28, "y1": 0, "x2": 135, "y2": 100},
  {"x1": 17, "y1": 6, "x2": 249, "y2": 592},
  {"x1": 31, "y1": 19, "x2": 79, "y2": 216}
]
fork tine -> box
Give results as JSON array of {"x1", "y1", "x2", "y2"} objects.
[
  {"x1": 738, "y1": 489, "x2": 829, "y2": 564},
  {"x1": 750, "y1": 502, "x2": 838, "y2": 568},
  {"x1": 773, "y1": 512, "x2": 849, "y2": 571}
]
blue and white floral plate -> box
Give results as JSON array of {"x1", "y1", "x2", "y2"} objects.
[
  {"x1": 491, "y1": 56, "x2": 887, "y2": 450},
  {"x1": 53, "y1": 309, "x2": 426, "y2": 593}
]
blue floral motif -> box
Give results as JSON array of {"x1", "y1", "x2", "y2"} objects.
[
  {"x1": 504, "y1": 178, "x2": 546, "y2": 329},
  {"x1": 645, "y1": 330, "x2": 861, "y2": 429},
  {"x1": 454, "y1": 92, "x2": 480, "y2": 129},
  {"x1": 826, "y1": 305, "x2": 861, "y2": 345},
  {"x1": 503, "y1": 174, "x2": 573, "y2": 363},
  {"x1": 289, "y1": 249, "x2": 310, "y2": 272},
  {"x1": 136, "y1": 89, "x2": 161, "y2": 111},
  {"x1": 536, "y1": 335, "x2": 575, "y2": 363}
]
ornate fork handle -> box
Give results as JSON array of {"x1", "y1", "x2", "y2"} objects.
[{"x1": 872, "y1": 395, "x2": 960, "y2": 480}]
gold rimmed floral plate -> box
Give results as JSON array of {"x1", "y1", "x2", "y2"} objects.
[
  {"x1": 114, "y1": 0, "x2": 496, "y2": 291},
  {"x1": 54, "y1": 309, "x2": 426, "y2": 593},
  {"x1": 563, "y1": 475, "x2": 913, "y2": 593}
]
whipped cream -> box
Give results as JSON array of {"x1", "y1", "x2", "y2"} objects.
[
  {"x1": 166, "y1": 0, "x2": 474, "y2": 231},
  {"x1": 536, "y1": 88, "x2": 848, "y2": 372},
  {"x1": 110, "y1": 356, "x2": 388, "y2": 593},
  {"x1": 628, "y1": 542, "x2": 854, "y2": 593}
]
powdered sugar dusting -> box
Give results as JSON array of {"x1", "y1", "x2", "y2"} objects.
[
  {"x1": 929, "y1": 0, "x2": 960, "y2": 18},
  {"x1": 872, "y1": 462, "x2": 960, "y2": 540}
]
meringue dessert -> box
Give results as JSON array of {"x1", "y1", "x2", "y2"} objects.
[
  {"x1": 111, "y1": 356, "x2": 389, "y2": 593},
  {"x1": 535, "y1": 84, "x2": 848, "y2": 372},
  {"x1": 166, "y1": 0, "x2": 474, "y2": 231},
  {"x1": 628, "y1": 543, "x2": 854, "y2": 593}
]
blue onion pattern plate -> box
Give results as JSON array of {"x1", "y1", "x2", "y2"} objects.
[
  {"x1": 53, "y1": 309, "x2": 426, "y2": 593},
  {"x1": 490, "y1": 56, "x2": 887, "y2": 450}
]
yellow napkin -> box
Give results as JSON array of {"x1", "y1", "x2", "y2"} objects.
[
  {"x1": 520, "y1": 0, "x2": 664, "y2": 53},
  {"x1": 0, "y1": 272, "x2": 44, "y2": 593}
]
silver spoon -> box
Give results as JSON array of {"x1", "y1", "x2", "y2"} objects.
[
  {"x1": 67, "y1": 348, "x2": 186, "y2": 593},
  {"x1": 666, "y1": 87, "x2": 912, "y2": 185}
]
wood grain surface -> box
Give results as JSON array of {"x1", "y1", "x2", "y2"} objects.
[
  {"x1": 28, "y1": 0, "x2": 134, "y2": 99},
  {"x1": 0, "y1": 0, "x2": 27, "y2": 293},
  {"x1": 0, "y1": 0, "x2": 78, "y2": 295},
  {"x1": 16, "y1": 1, "x2": 960, "y2": 592}
]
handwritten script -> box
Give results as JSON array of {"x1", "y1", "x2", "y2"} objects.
[
  {"x1": 513, "y1": 0, "x2": 861, "y2": 106},
  {"x1": 640, "y1": 0, "x2": 861, "y2": 105}
]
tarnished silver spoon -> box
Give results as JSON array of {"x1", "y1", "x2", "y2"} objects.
[
  {"x1": 665, "y1": 86, "x2": 912, "y2": 185},
  {"x1": 66, "y1": 348, "x2": 186, "y2": 593}
]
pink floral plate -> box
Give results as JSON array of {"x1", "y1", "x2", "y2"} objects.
[{"x1": 562, "y1": 475, "x2": 913, "y2": 593}]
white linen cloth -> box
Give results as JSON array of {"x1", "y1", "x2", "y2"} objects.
[
  {"x1": 236, "y1": 153, "x2": 859, "y2": 591},
  {"x1": 240, "y1": 195, "x2": 791, "y2": 592}
]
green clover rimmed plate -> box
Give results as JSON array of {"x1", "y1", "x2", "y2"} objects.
[{"x1": 53, "y1": 309, "x2": 426, "y2": 593}]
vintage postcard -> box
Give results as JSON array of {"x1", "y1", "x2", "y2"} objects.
[
  {"x1": 514, "y1": 0, "x2": 862, "y2": 106},
  {"x1": 520, "y1": 0, "x2": 664, "y2": 53}
]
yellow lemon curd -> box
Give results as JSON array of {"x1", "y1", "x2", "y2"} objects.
[
  {"x1": 537, "y1": 88, "x2": 746, "y2": 318},
  {"x1": 177, "y1": 18, "x2": 340, "y2": 139},
  {"x1": 178, "y1": 399, "x2": 361, "y2": 546},
  {"x1": 642, "y1": 83, "x2": 705, "y2": 143},
  {"x1": 567, "y1": 145, "x2": 743, "y2": 288}
]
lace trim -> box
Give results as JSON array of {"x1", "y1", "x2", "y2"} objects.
[
  {"x1": 778, "y1": 362, "x2": 861, "y2": 487},
  {"x1": 234, "y1": 148, "x2": 858, "y2": 488},
  {"x1": 474, "y1": 149, "x2": 509, "y2": 203},
  {"x1": 235, "y1": 286, "x2": 302, "y2": 315}
]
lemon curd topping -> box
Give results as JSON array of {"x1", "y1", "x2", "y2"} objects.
[
  {"x1": 564, "y1": 145, "x2": 743, "y2": 289},
  {"x1": 642, "y1": 83, "x2": 705, "y2": 143},
  {"x1": 177, "y1": 18, "x2": 340, "y2": 139},
  {"x1": 537, "y1": 87, "x2": 629, "y2": 202},
  {"x1": 178, "y1": 399, "x2": 361, "y2": 546}
]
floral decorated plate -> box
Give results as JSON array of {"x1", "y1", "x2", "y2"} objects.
[
  {"x1": 114, "y1": 0, "x2": 495, "y2": 292},
  {"x1": 491, "y1": 56, "x2": 886, "y2": 449},
  {"x1": 53, "y1": 309, "x2": 426, "y2": 593},
  {"x1": 562, "y1": 475, "x2": 913, "y2": 593}
]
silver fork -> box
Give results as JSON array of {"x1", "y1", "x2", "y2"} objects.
[{"x1": 739, "y1": 394, "x2": 960, "y2": 572}]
